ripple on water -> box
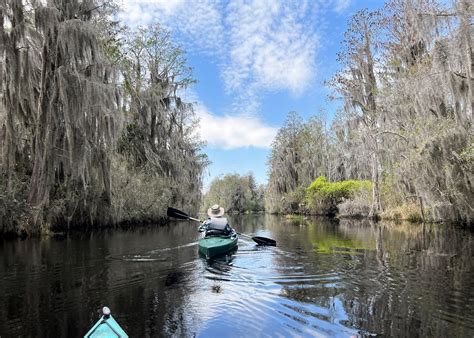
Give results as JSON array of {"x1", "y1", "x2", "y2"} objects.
[{"x1": 1, "y1": 217, "x2": 474, "y2": 337}]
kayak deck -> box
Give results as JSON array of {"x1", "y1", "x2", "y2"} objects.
[
  {"x1": 199, "y1": 235, "x2": 238, "y2": 259},
  {"x1": 84, "y1": 307, "x2": 128, "y2": 338}
]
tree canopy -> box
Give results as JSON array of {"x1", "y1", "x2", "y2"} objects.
[
  {"x1": 0, "y1": 0, "x2": 208, "y2": 236},
  {"x1": 202, "y1": 173, "x2": 265, "y2": 214},
  {"x1": 266, "y1": 0, "x2": 473, "y2": 225}
]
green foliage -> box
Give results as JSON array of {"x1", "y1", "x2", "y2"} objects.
[
  {"x1": 306, "y1": 176, "x2": 372, "y2": 204},
  {"x1": 407, "y1": 212, "x2": 423, "y2": 224},
  {"x1": 203, "y1": 173, "x2": 264, "y2": 213},
  {"x1": 305, "y1": 176, "x2": 372, "y2": 215}
]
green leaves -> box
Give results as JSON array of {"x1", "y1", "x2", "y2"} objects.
[{"x1": 306, "y1": 176, "x2": 372, "y2": 207}]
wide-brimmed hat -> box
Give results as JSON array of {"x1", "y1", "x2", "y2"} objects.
[{"x1": 207, "y1": 204, "x2": 225, "y2": 217}]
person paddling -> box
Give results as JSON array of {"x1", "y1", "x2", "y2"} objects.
[
  {"x1": 167, "y1": 206, "x2": 276, "y2": 246},
  {"x1": 199, "y1": 204, "x2": 234, "y2": 236}
]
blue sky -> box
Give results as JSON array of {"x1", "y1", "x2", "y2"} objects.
[{"x1": 118, "y1": 0, "x2": 382, "y2": 189}]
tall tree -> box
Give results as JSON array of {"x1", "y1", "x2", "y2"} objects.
[
  {"x1": 203, "y1": 173, "x2": 264, "y2": 213},
  {"x1": 0, "y1": 0, "x2": 119, "y2": 232},
  {"x1": 266, "y1": 112, "x2": 330, "y2": 213},
  {"x1": 329, "y1": 9, "x2": 383, "y2": 217},
  {"x1": 380, "y1": 0, "x2": 473, "y2": 223},
  {"x1": 118, "y1": 24, "x2": 207, "y2": 213},
  {"x1": 0, "y1": 1, "x2": 209, "y2": 235},
  {"x1": 29, "y1": 0, "x2": 119, "y2": 229}
]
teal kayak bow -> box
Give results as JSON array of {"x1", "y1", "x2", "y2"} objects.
[{"x1": 84, "y1": 307, "x2": 128, "y2": 338}]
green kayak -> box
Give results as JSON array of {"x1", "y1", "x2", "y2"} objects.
[
  {"x1": 84, "y1": 307, "x2": 128, "y2": 338},
  {"x1": 199, "y1": 234, "x2": 238, "y2": 259}
]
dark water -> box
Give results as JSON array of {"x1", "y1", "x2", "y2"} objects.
[{"x1": 1, "y1": 215, "x2": 474, "y2": 337}]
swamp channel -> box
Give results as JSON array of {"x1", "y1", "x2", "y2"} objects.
[{"x1": 1, "y1": 215, "x2": 473, "y2": 337}]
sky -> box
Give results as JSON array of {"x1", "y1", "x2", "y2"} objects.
[{"x1": 117, "y1": 0, "x2": 382, "y2": 190}]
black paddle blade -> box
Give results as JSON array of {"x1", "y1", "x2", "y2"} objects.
[
  {"x1": 167, "y1": 207, "x2": 190, "y2": 220},
  {"x1": 252, "y1": 236, "x2": 276, "y2": 246}
]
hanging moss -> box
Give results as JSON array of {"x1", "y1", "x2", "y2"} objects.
[{"x1": 0, "y1": 2, "x2": 208, "y2": 236}]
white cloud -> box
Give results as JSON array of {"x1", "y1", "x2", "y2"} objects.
[
  {"x1": 118, "y1": 0, "x2": 324, "y2": 113},
  {"x1": 118, "y1": 1, "x2": 153, "y2": 24},
  {"x1": 150, "y1": 0, "x2": 184, "y2": 15},
  {"x1": 116, "y1": 1, "x2": 340, "y2": 148},
  {"x1": 118, "y1": 0, "x2": 225, "y2": 54},
  {"x1": 193, "y1": 101, "x2": 277, "y2": 149},
  {"x1": 334, "y1": 0, "x2": 352, "y2": 13},
  {"x1": 182, "y1": 89, "x2": 277, "y2": 149},
  {"x1": 223, "y1": 0, "x2": 318, "y2": 96}
]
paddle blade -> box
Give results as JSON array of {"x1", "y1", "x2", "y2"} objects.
[
  {"x1": 252, "y1": 236, "x2": 276, "y2": 246},
  {"x1": 167, "y1": 207, "x2": 190, "y2": 220}
]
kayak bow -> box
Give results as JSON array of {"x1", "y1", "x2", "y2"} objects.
[{"x1": 84, "y1": 307, "x2": 128, "y2": 338}]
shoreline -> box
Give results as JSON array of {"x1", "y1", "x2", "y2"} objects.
[{"x1": 1, "y1": 211, "x2": 470, "y2": 240}]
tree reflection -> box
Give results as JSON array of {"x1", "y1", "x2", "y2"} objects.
[
  {"x1": 268, "y1": 216, "x2": 474, "y2": 336},
  {"x1": 0, "y1": 225, "x2": 200, "y2": 337},
  {"x1": 1, "y1": 218, "x2": 473, "y2": 337}
]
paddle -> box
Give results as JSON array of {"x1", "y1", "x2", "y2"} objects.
[
  {"x1": 167, "y1": 207, "x2": 201, "y2": 222},
  {"x1": 237, "y1": 233, "x2": 276, "y2": 246},
  {"x1": 167, "y1": 207, "x2": 277, "y2": 246}
]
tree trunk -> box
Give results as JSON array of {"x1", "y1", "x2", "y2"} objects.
[
  {"x1": 364, "y1": 23, "x2": 382, "y2": 218},
  {"x1": 370, "y1": 147, "x2": 382, "y2": 218},
  {"x1": 457, "y1": 0, "x2": 473, "y2": 122}
]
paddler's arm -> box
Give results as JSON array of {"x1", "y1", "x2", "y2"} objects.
[{"x1": 199, "y1": 219, "x2": 211, "y2": 232}]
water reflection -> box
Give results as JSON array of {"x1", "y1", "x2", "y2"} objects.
[
  {"x1": 0, "y1": 216, "x2": 473, "y2": 337},
  {"x1": 263, "y1": 215, "x2": 474, "y2": 337}
]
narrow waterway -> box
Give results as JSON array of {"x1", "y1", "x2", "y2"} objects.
[{"x1": 1, "y1": 215, "x2": 473, "y2": 337}]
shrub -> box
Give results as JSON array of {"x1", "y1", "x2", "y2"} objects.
[
  {"x1": 306, "y1": 176, "x2": 371, "y2": 202},
  {"x1": 305, "y1": 176, "x2": 372, "y2": 216}
]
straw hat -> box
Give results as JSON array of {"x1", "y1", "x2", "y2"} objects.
[{"x1": 207, "y1": 204, "x2": 225, "y2": 217}]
